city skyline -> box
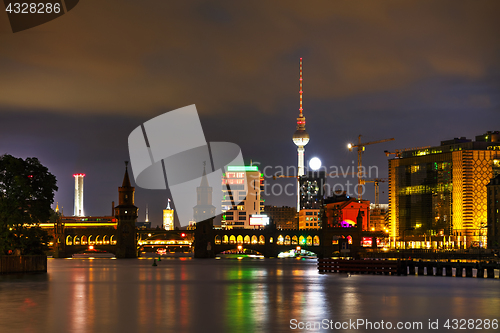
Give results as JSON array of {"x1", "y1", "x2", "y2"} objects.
[{"x1": 1, "y1": 1, "x2": 499, "y2": 226}]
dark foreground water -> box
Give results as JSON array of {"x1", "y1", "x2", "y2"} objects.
[{"x1": 1, "y1": 258, "x2": 499, "y2": 333}]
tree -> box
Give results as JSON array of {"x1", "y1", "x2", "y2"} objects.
[{"x1": 0, "y1": 154, "x2": 58, "y2": 255}]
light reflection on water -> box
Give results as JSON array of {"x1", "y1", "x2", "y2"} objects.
[{"x1": 0, "y1": 258, "x2": 499, "y2": 333}]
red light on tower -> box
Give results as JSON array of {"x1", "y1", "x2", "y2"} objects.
[{"x1": 181, "y1": 233, "x2": 186, "y2": 238}]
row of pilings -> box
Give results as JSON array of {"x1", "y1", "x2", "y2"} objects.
[{"x1": 318, "y1": 258, "x2": 500, "y2": 279}]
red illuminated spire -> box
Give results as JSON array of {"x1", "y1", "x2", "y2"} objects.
[
  {"x1": 299, "y1": 57, "x2": 303, "y2": 118},
  {"x1": 296, "y1": 58, "x2": 306, "y2": 130}
]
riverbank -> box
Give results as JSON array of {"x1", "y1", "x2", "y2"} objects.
[{"x1": 0, "y1": 255, "x2": 47, "y2": 274}]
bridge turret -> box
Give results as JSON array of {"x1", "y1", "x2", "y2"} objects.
[{"x1": 115, "y1": 161, "x2": 138, "y2": 258}]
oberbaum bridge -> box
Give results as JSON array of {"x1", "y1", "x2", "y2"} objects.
[{"x1": 45, "y1": 163, "x2": 382, "y2": 259}]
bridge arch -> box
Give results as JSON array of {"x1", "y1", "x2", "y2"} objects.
[
  {"x1": 277, "y1": 235, "x2": 284, "y2": 245},
  {"x1": 299, "y1": 236, "x2": 306, "y2": 245},
  {"x1": 251, "y1": 235, "x2": 258, "y2": 244},
  {"x1": 269, "y1": 237, "x2": 273, "y2": 243},
  {"x1": 88, "y1": 235, "x2": 94, "y2": 245},
  {"x1": 284, "y1": 235, "x2": 291, "y2": 245},
  {"x1": 244, "y1": 235, "x2": 250, "y2": 244},
  {"x1": 306, "y1": 236, "x2": 312, "y2": 246},
  {"x1": 292, "y1": 235, "x2": 298, "y2": 245},
  {"x1": 66, "y1": 235, "x2": 72, "y2": 246},
  {"x1": 103, "y1": 235, "x2": 109, "y2": 245},
  {"x1": 74, "y1": 235, "x2": 80, "y2": 245},
  {"x1": 110, "y1": 235, "x2": 116, "y2": 245},
  {"x1": 229, "y1": 235, "x2": 236, "y2": 244},
  {"x1": 215, "y1": 235, "x2": 221, "y2": 245},
  {"x1": 223, "y1": 235, "x2": 228, "y2": 244},
  {"x1": 96, "y1": 235, "x2": 102, "y2": 245},
  {"x1": 313, "y1": 235, "x2": 320, "y2": 246},
  {"x1": 259, "y1": 235, "x2": 265, "y2": 244}
]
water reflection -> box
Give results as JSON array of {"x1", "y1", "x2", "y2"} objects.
[{"x1": 0, "y1": 258, "x2": 500, "y2": 333}]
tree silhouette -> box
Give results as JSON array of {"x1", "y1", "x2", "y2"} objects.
[{"x1": 0, "y1": 154, "x2": 57, "y2": 255}]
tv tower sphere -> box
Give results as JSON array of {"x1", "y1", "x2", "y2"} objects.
[{"x1": 293, "y1": 129, "x2": 310, "y2": 146}]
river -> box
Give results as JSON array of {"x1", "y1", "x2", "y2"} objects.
[{"x1": 0, "y1": 258, "x2": 499, "y2": 332}]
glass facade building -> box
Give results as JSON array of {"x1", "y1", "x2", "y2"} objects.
[{"x1": 389, "y1": 131, "x2": 500, "y2": 247}]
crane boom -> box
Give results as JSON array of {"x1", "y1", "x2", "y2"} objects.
[{"x1": 347, "y1": 135, "x2": 394, "y2": 201}]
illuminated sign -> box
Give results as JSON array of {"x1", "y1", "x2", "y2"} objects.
[
  {"x1": 227, "y1": 166, "x2": 258, "y2": 172},
  {"x1": 249, "y1": 214, "x2": 269, "y2": 226}
]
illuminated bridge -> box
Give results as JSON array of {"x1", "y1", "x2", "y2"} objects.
[{"x1": 192, "y1": 219, "x2": 382, "y2": 258}]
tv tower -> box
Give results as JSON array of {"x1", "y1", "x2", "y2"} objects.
[{"x1": 292, "y1": 58, "x2": 309, "y2": 212}]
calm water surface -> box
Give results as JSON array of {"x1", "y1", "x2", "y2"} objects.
[{"x1": 0, "y1": 258, "x2": 499, "y2": 333}]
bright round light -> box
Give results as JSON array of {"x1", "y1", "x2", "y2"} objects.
[{"x1": 309, "y1": 157, "x2": 321, "y2": 171}]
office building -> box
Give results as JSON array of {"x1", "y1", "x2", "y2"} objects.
[
  {"x1": 487, "y1": 173, "x2": 500, "y2": 249},
  {"x1": 263, "y1": 205, "x2": 297, "y2": 229},
  {"x1": 298, "y1": 209, "x2": 320, "y2": 229},
  {"x1": 388, "y1": 131, "x2": 500, "y2": 247},
  {"x1": 299, "y1": 170, "x2": 326, "y2": 210},
  {"x1": 221, "y1": 165, "x2": 264, "y2": 229}
]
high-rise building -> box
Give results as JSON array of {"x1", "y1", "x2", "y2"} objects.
[
  {"x1": 73, "y1": 173, "x2": 85, "y2": 216},
  {"x1": 292, "y1": 58, "x2": 310, "y2": 212},
  {"x1": 297, "y1": 170, "x2": 326, "y2": 230},
  {"x1": 388, "y1": 131, "x2": 500, "y2": 247},
  {"x1": 163, "y1": 199, "x2": 174, "y2": 230},
  {"x1": 299, "y1": 170, "x2": 326, "y2": 210},
  {"x1": 221, "y1": 165, "x2": 264, "y2": 229},
  {"x1": 487, "y1": 173, "x2": 500, "y2": 249}
]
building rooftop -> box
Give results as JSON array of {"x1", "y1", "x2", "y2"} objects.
[{"x1": 398, "y1": 131, "x2": 500, "y2": 158}]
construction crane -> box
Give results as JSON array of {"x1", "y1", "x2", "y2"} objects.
[
  {"x1": 272, "y1": 171, "x2": 357, "y2": 180},
  {"x1": 384, "y1": 146, "x2": 431, "y2": 158},
  {"x1": 360, "y1": 178, "x2": 388, "y2": 210},
  {"x1": 347, "y1": 135, "x2": 395, "y2": 201}
]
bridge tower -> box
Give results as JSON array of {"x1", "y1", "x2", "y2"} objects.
[
  {"x1": 115, "y1": 161, "x2": 138, "y2": 258},
  {"x1": 193, "y1": 162, "x2": 215, "y2": 258}
]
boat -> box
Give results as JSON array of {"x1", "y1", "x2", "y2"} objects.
[{"x1": 72, "y1": 248, "x2": 115, "y2": 258}]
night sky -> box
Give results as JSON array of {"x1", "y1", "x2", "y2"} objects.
[{"x1": 1, "y1": 1, "x2": 499, "y2": 227}]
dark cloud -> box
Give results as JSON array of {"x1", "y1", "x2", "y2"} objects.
[{"x1": 0, "y1": 0, "x2": 499, "y2": 225}]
